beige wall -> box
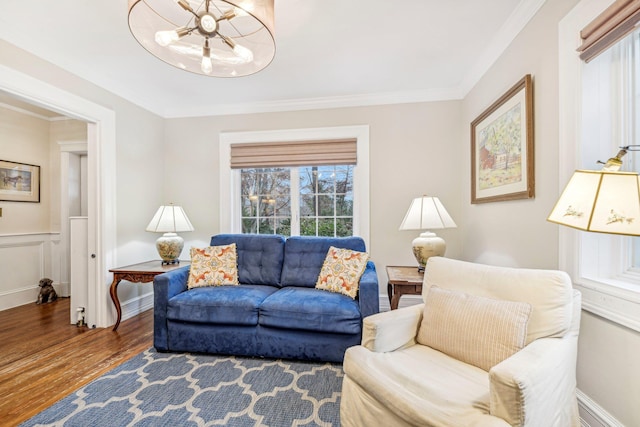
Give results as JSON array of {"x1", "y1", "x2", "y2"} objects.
[
  {"x1": 460, "y1": 0, "x2": 577, "y2": 269},
  {"x1": 164, "y1": 101, "x2": 464, "y2": 287},
  {"x1": 0, "y1": 106, "x2": 50, "y2": 233}
]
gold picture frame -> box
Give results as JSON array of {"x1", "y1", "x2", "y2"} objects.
[
  {"x1": 471, "y1": 74, "x2": 534, "y2": 204},
  {"x1": 0, "y1": 159, "x2": 41, "y2": 203}
]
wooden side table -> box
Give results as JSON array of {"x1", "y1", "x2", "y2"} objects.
[
  {"x1": 109, "y1": 260, "x2": 189, "y2": 331},
  {"x1": 386, "y1": 265, "x2": 424, "y2": 310}
]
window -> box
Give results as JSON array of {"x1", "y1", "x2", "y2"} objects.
[
  {"x1": 219, "y1": 126, "x2": 370, "y2": 245},
  {"x1": 240, "y1": 165, "x2": 354, "y2": 237},
  {"x1": 559, "y1": 1, "x2": 640, "y2": 332}
]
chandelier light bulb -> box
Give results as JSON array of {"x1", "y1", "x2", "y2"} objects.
[
  {"x1": 234, "y1": 6, "x2": 249, "y2": 17},
  {"x1": 201, "y1": 55, "x2": 213, "y2": 74},
  {"x1": 201, "y1": 41, "x2": 213, "y2": 74},
  {"x1": 155, "y1": 30, "x2": 179, "y2": 47},
  {"x1": 233, "y1": 43, "x2": 254, "y2": 62}
]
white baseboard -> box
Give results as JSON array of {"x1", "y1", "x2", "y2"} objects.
[
  {"x1": 120, "y1": 292, "x2": 154, "y2": 323},
  {"x1": 0, "y1": 285, "x2": 39, "y2": 311},
  {"x1": 577, "y1": 389, "x2": 624, "y2": 427}
]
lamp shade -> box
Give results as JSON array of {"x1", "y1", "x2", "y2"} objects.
[
  {"x1": 399, "y1": 196, "x2": 457, "y2": 271},
  {"x1": 548, "y1": 169, "x2": 640, "y2": 236},
  {"x1": 399, "y1": 196, "x2": 457, "y2": 231},
  {"x1": 146, "y1": 205, "x2": 194, "y2": 233}
]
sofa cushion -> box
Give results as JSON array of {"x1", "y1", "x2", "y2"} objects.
[
  {"x1": 167, "y1": 284, "x2": 279, "y2": 325},
  {"x1": 210, "y1": 234, "x2": 285, "y2": 286},
  {"x1": 259, "y1": 287, "x2": 362, "y2": 334},
  {"x1": 417, "y1": 286, "x2": 532, "y2": 371},
  {"x1": 281, "y1": 236, "x2": 367, "y2": 288},
  {"x1": 187, "y1": 244, "x2": 239, "y2": 289},
  {"x1": 315, "y1": 246, "x2": 369, "y2": 299}
]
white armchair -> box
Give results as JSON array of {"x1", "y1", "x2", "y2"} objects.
[{"x1": 340, "y1": 257, "x2": 581, "y2": 427}]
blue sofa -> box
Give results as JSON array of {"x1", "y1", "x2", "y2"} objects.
[{"x1": 153, "y1": 234, "x2": 379, "y2": 362}]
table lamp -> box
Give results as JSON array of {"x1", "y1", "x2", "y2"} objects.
[
  {"x1": 146, "y1": 204, "x2": 194, "y2": 264},
  {"x1": 399, "y1": 195, "x2": 457, "y2": 271}
]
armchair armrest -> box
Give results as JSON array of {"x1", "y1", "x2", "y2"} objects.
[
  {"x1": 358, "y1": 261, "x2": 380, "y2": 318},
  {"x1": 489, "y1": 336, "x2": 579, "y2": 427},
  {"x1": 153, "y1": 265, "x2": 190, "y2": 351},
  {"x1": 361, "y1": 303, "x2": 424, "y2": 353}
]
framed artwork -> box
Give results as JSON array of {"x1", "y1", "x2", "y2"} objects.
[
  {"x1": 0, "y1": 159, "x2": 41, "y2": 202},
  {"x1": 471, "y1": 74, "x2": 534, "y2": 204}
]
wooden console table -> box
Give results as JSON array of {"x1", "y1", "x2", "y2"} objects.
[
  {"x1": 109, "y1": 260, "x2": 189, "y2": 331},
  {"x1": 386, "y1": 265, "x2": 424, "y2": 310}
]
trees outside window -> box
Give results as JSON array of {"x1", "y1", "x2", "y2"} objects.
[{"x1": 240, "y1": 165, "x2": 354, "y2": 237}]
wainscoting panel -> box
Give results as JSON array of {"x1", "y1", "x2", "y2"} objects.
[
  {"x1": 0, "y1": 233, "x2": 61, "y2": 311},
  {"x1": 578, "y1": 390, "x2": 624, "y2": 427}
]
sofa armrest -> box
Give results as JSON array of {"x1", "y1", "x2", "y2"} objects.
[
  {"x1": 153, "y1": 265, "x2": 190, "y2": 351},
  {"x1": 358, "y1": 261, "x2": 380, "y2": 318},
  {"x1": 361, "y1": 303, "x2": 424, "y2": 353},
  {"x1": 489, "y1": 336, "x2": 579, "y2": 427}
]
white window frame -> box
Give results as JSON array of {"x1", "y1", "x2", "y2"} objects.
[
  {"x1": 219, "y1": 125, "x2": 370, "y2": 247},
  {"x1": 559, "y1": 0, "x2": 640, "y2": 332}
]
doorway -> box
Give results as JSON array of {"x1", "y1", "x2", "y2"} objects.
[{"x1": 0, "y1": 64, "x2": 117, "y2": 328}]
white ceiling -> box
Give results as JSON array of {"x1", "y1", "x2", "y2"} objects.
[{"x1": 0, "y1": 0, "x2": 545, "y2": 119}]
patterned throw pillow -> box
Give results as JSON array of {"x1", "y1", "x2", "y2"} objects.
[
  {"x1": 187, "y1": 244, "x2": 239, "y2": 289},
  {"x1": 315, "y1": 246, "x2": 369, "y2": 299},
  {"x1": 417, "y1": 286, "x2": 532, "y2": 371}
]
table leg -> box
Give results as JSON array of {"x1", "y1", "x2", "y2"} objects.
[
  {"x1": 387, "y1": 282, "x2": 393, "y2": 308},
  {"x1": 109, "y1": 276, "x2": 122, "y2": 331},
  {"x1": 390, "y1": 291, "x2": 402, "y2": 310}
]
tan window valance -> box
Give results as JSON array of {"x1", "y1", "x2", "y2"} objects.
[
  {"x1": 578, "y1": 0, "x2": 640, "y2": 62},
  {"x1": 230, "y1": 138, "x2": 357, "y2": 169}
]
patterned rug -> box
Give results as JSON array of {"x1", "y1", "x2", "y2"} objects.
[{"x1": 21, "y1": 348, "x2": 343, "y2": 427}]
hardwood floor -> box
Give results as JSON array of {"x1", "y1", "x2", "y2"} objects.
[{"x1": 0, "y1": 298, "x2": 153, "y2": 426}]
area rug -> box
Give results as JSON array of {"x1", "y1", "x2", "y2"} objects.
[{"x1": 21, "y1": 348, "x2": 343, "y2": 427}]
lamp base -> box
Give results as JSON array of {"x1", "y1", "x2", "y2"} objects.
[
  {"x1": 156, "y1": 232, "x2": 184, "y2": 264},
  {"x1": 412, "y1": 231, "x2": 446, "y2": 272}
]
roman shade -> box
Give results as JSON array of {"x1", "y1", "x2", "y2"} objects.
[
  {"x1": 230, "y1": 138, "x2": 357, "y2": 169},
  {"x1": 578, "y1": 0, "x2": 640, "y2": 62}
]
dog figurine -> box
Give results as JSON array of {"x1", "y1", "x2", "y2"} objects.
[{"x1": 36, "y1": 278, "x2": 58, "y2": 304}]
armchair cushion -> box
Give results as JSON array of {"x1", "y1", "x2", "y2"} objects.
[{"x1": 417, "y1": 286, "x2": 532, "y2": 371}]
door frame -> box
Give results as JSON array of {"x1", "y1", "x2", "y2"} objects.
[{"x1": 0, "y1": 64, "x2": 116, "y2": 328}]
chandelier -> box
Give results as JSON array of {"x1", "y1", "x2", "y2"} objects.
[{"x1": 128, "y1": 0, "x2": 275, "y2": 77}]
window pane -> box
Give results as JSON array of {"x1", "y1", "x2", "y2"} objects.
[
  {"x1": 275, "y1": 218, "x2": 291, "y2": 236},
  {"x1": 242, "y1": 218, "x2": 257, "y2": 234},
  {"x1": 318, "y1": 195, "x2": 335, "y2": 216},
  {"x1": 318, "y1": 218, "x2": 335, "y2": 236},
  {"x1": 300, "y1": 194, "x2": 317, "y2": 216},
  {"x1": 300, "y1": 218, "x2": 316, "y2": 236},
  {"x1": 336, "y1": 218, "x2": 353, "y2": 237},
  {"x1": 336, "y1": 194, "x2": 353, "y2": 216}
]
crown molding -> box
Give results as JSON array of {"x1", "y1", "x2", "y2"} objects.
[
  {"x1": 162, "y1": 86, "x2": 465, "y2": 118},
  {"x1": 457, "y1": 0, "x2": 547, "y2": 96}
]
